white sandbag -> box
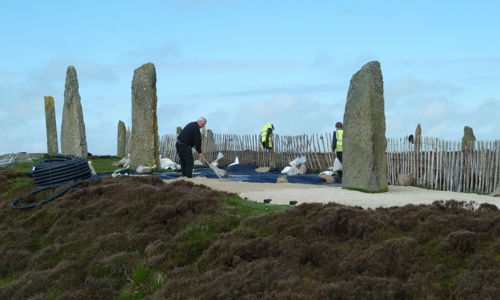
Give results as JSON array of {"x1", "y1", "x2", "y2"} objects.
[
  {"x1": 281, "y1": 166, "x2": 292, "y2": 174},
  {"x1": 88, "y1": 161, "x2": 97, "y2": 176},
  {"x1": 112, "y1": 156, "x2": 127, "y2": 167},
  {"x1": 216, "y1": 152, "x2": 224, "y2": 160},
  {"x1": 215, "y1": 168, "x2": 227, "y2": 177},
  {"x1": 137, "y1": 165, "x2": 156, "y2": 174},
  {"x1": 298, "y1": 164, "x2": 307, "y2": 174},
  {"x1": 289, "y1": 156, "x2": 307, "y2": 168},
  {"x1": 161, "y1": 158, "x2": 180, "y2": 170},
  {"x1": 210, "y1": 152, "x2": 225, "y2": 167},
  {"x1": 211, "y1": 165, "x2": 227, "y2": 177},
  {"x1": 333, "y1": 157, "x2": 342, "y2": 172},
  {"x1": 319, "y1": 171, "x2": 334, "y2": 176},
  {"x1": 228, "y1": 156, "x2": 239, "y2": 166},
  {"x1": 286, "y1": 166, "x2": 299, "y2": 176}
]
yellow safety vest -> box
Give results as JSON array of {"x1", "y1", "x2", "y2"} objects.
[
  {"x1": 260, "y1": 123, "x2": 274, "y2": 149},
  {"x1": 336, "y1": 130, "x2": 343, "y2": 152}
]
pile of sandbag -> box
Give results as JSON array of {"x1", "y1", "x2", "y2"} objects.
[
  {"x1": 111, "y1": 154, "x2": 155, "y2": 174},
  {"x1": 281, "y1": 156, "x2": 307, "y2": 176},
  {"x1": 160, "y1": 157, "x2": 180, "y2": 170},
  {"x1": 112, "y1": 154, "x2": 131, "y2": 168}
]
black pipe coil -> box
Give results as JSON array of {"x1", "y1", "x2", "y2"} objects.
[{"x1": 11, "y1": 155, "x2": 92, "y2": 210}]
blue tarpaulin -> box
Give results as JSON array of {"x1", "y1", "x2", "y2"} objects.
[{"x1": 159, "y1": 164, "x2": 342, "y2": 186}]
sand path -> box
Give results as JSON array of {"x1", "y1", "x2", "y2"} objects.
[{"x1": 167, "y1": 177, "x2": 500, "y2": 209}]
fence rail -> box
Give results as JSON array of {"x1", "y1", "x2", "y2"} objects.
[{"x1": 154, "y1": 133, "x2": 500, "y2": 195}]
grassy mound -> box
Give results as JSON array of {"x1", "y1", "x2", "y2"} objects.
[{"x1": 1, "y1": 165, "x2": 500, "y2": 299}]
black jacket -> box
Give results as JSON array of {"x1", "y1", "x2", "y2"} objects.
[{"x1": 177, "y1": 121, "x2": 202, "y2": 153}]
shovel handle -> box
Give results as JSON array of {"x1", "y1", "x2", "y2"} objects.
[{"x1": 202, "y1": 156, "x2": 222, "y2": 179}]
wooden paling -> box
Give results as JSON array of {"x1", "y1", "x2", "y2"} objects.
[{"x1": 152, "y1": 131, "x2": 500, "y2": 195}]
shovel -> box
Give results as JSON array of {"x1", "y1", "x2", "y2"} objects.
[{"x1": 201, "y1": 156, "x2": 222, "y2": 179}]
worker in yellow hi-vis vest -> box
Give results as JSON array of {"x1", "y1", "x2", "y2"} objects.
[
  {"x1": 260, "y1": 122, "x2": 274, "y2": 150},
  {"x1": 260, "y1": 122, "x2": 275, "y2": 167},
  {"x1": 332, "y1": 121, "x2": 343, "y2": 163}
]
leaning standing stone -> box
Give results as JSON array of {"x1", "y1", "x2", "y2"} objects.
[
  {"x1": 130, "y1": 62, "x2": 160, "y2": 169},
  {"x1": 44, "y1": 96, "x2": 59, "y2": 156},
  {"x1": 60, "y1": 66, "x2": 88, "y2": 159},
  {"x1": 342, "y1": 61, "x2": 388, "y2": 193}
]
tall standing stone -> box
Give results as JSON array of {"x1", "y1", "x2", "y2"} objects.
[
  {"x1": 462, "y1": 126, "x2": 476, "y2": 152},
  {"x1": 60, "y1": 66, "x2": 88, "y2": 159},
  {"x1": 117, "y1": 120, "x2": 126, "y2": 157},
  {"x1": 414, "y1": 123, "x2": 422, "y2": 152},
  {"x1": 126, "y1": 126, "x2": 132, "y2": 155},
  {"x1": 130, "y1": 63, "x2": 160, "y2": 169},
  {"x1": 342, "y1": 61, "x2": 388, "y2": 193},
  {"x1": 44, "y1": 96, "x2": 58, "y2": 156}
]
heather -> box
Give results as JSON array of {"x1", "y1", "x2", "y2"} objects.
[{"x1": 1, "y1": 167, "x2": 500, "y2": 299}]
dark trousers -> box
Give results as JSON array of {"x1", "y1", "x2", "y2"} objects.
[
  {"x1": 336, "y1": 152, "x2": 343, "y2": 178},
  {"x1": 176, "y1": 142, "x2": 194, "y2": 178}
]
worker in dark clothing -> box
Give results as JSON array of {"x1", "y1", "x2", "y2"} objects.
[{"x1": 176, "y1": 117, "x2": 207, "y2": 178}]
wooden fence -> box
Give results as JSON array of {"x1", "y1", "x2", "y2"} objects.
[
  {"x1": 159, "y1": 133, "x2": 336, "y2": 173},
  {"x1": 155, "y1": 133, "x2": 500, "y2": 194},
  {"x1": 387, "y1": 136, "x2": 500, "y2": 195}
]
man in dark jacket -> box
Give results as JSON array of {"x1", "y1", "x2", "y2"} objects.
[{"x1": 176, "y1": 117, "x2": 207, "y2": 178}]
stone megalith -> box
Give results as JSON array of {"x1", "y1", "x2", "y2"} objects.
[
  {"x1": 60, "y1": 66, "x2": 88, "y2": 159},
  {"x1": 342, "y1": 61, "x2": 388, "y2": 193},
  {"x1": 414, "y1": 123, "x2": 422, "y2": 152},
  {"x1": 117, "y1": 121, "x2": 126, "y2": 157},
  {"x1": 44, "y1": 96, "x2": 58, "y2": 156},
  {"x1": 126, "y1": 126, "x2": 132, "y2": 155},
  {"x1": 130, "y1": 62, "x2": 160, "y2": 169},
  {"x1": 462, "y1": 126, "x2": 476, "y2": 152},
  {"x1": 206, "y1": 129, "x2": 214, "y2": 151}
]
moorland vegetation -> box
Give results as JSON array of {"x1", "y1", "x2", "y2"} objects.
[{"x1": 0, "y1": 156, "x2": 500, "y2": 299}]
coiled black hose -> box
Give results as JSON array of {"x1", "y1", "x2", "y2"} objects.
[{"x1": 11, "y1": 155, "x2": 92, "y2": 210}]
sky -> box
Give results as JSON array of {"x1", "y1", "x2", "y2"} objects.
[{"x1": 1, "y1": 0, "x2": 499, "y2": 155}]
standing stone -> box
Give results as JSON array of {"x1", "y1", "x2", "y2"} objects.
[
  {"x1": 117, "y1": 121, "x2": 126, "y2": 157},
  {"x1": 206, "y1": 129, "x2": 214, "y2": 153},
  {"x1": 60, "y1": 66, "x2": 88, "y2": 159},
  {"x1": 125, "y1": 126, "x2": 132, "y2": 155},
  {"x1": 414, "y1": 123, "x2": 422, "y2": 152},
  {"x1": 130, "y1": 63, "x2": 160, "y2": 169},
  {"x1": 44, "y1": 96, "x2": 58, "y2": 156},
  {"x1": 342, "y1": 61, "x2": 388, "y2": 193},
  {"x1": 462, "y1": 126, "x2": 476, "y2": 152}
]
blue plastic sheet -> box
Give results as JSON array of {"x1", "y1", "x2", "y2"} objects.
[
  {"x1": 161, "y1": 164, "x2": 342, "y2": 186},
  {"x1": 96, "y1": 164, "x2": 342, "y2": 187}
]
